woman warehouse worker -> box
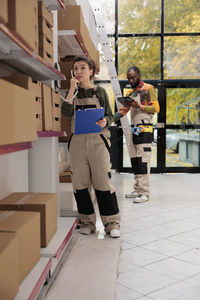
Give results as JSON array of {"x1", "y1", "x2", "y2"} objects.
[{"x1": 61, "y1": 55, "x2": 120, "y2": 238}]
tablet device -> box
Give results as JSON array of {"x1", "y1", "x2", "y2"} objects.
[{"x1": 117, "y1": 96, "x2": 133, "y2": 107}]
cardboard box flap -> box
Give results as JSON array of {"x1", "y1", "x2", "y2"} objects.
[
  {"x1": 0, "y1": 193, "x2": 29, "y2": 205},
  {"x1": 0, "y1": 232, "x2": 18, "y2": 254},
  {"x1": 0, "y1": 211, "x2": 40, "y2": 232},
  {"x1": 0, "y1": 192, "x2": 57, "y2": 205}
]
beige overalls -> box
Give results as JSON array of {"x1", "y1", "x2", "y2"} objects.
[
  {"x1": 129, "y1": 84, "x2": 154, "y2": 197},
  {"x1": 68, "y1": 88, "x2": 120, "y2": 232}
]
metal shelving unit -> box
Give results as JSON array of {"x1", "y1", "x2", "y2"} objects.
[
  {"x1": 43, "y1": 0, "x2": 65, "y2": 11},
  {"x1": 58, "y1": 30, "x2": 88, "y2": 58},
  {"x1": 0, "y1": 142, "x2": 33, "y2": 155},
  {"x1": 37, "y1": 131, "x2": 66, "y2": 138},
  {"x1": 0, "y1": 21, "x2": 65, "y2": 81}
]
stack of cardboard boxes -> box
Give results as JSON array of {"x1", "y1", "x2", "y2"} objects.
[
  {"x1": 58, "y1": 5, "x2": 100, "y2": 72},
  {"x1": 0, "y1": 0, "x2": 54, "y2": 65},
  {"x1": 0, "y1": 76, "x2": 62, "y2": 146},
  {"x1": 38, "y1": 1, "x2": 54, "y2": 66},
  {"x1": 0, "y1": 0, "x2": 62, "y2": 147},
  {"x1": 0, "y1": 192, "x2": 58, "y2": 299}
]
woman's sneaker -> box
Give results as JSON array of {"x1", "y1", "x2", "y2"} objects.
[
  {"x1": 133, "y1": 194, "x2": 149, "y2": 203},
  {"x1": 125, "y1": 191, "x2": 140, "y2": 198},
  {"x1": 110, "y1": 229, "x2": 120, "y2": 238}
]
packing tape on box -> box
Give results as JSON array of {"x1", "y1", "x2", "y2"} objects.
[
  {"x1": 16, "y1": 193, "x2": 35, "y2": 205},
  {"x1": 0, "y1": 211, "x2": 15, "y2": 221}
]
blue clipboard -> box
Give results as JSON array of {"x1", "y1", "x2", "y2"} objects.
[{"x1": 75, "y1": 107, "x2": 105, "y2": 134}]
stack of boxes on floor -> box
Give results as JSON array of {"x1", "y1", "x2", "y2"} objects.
[
  {"x1": 0, "y1": 193, "x2": 57, "y2": 300},
  {"x1": 0, "y1": 1, "x2": 62, "y2": 299}
]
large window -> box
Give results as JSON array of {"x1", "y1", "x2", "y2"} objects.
[
  {"x1": 89, "y1": 0, "x2": 200, "y2": 173},
  {"x1": 164, "y1": 37, "x2": 200, "y2": 79},
  {"x1": 118, "y1": 37, "x2": 160, "y2": 80},
  {"x1": 118, "y1": 0, "x2": 161, "y2": 34},
  {"x1": 164, "y1": 0, "x2": 200, "y2": 33}
]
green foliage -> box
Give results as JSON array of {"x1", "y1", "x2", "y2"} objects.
[
  {"x1": 166, "y1": 89, "x2": 200, "y2": 124},
  {"x1": 118, "y1": 0, "x2": 200, "y2": 80}
]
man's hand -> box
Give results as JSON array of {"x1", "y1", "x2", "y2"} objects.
[
  {"x1": 129, "y1": 99, "x2": 140, "y2": 109},
  {"x1": 96, "y1": 118, "x2": 107, "y2": 128},
  {"x1": 118, "y1": 106, "x2": 130, "y2": 116}
]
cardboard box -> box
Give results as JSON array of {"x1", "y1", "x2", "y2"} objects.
[
  {"x1": 39, "y1": 17, "x2": 53, "y2": 42},
  {"x1": 35, "y1": 97, "x2": 43, "y2": 131},
  {"x1": 29, "y1": 80, "x2": 42, "y2": 99},
  {"x1": 38, "y1": 1, "x2": 53, "y2": 27},
  {"x1": 42, "y1": 84, "x2": 52, "y2": 130},
  {"x1": 0, "y1": 192, "x2": 57, "y2": 247},
  {"x1": 8, "y1": 0, "x2": 38, "y2": 53},
  {"x1": 58, "y1": 6, "x2": 86, "y2": 46},
  {"x1": 52, "y1": 90, "x2": 61, "y2": 105},
  {"x1": 52, "y1": 117, "x2": 61, "y2": 131},
  {"x1": 29, "y1": 80, "x2": 43, "y2": 131},
  {"x1": 0, "y1": 211, "x2": 40, "y2": 282},
  {"x1": 1, "y1": 73, "x2": 29, "y2": 90},
  {"x1": 39, "y1": 33, "x2": 54, "y2": 65},
  {"x1": 0, "y1": 0, "x2": 8, "y2": 23},
  {"x1": 39, "y1": 34, "x2": 54, "y2": 56},
  {"x1": 0, "y1": 79, "x2": 37, "y2": 146},
  {"x1": 51, "y1": 90, "x2": 61, "y2": 131},
  {"x1": 52, "y1": 102, "x2": 61, "y2": 118},
  {"x1": 59, "y1": 171, "x2": 72, "y2": 183},
  {"x1": 39, "y1": 47, "x2": 54, "y2": 65},
  {"x1": 58, "y1": 6, "x2": 98, "y2": 71},
  {"x1": 0, "y1": 232, "x2": 20, "y2": 300}
]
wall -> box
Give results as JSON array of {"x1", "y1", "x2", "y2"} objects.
[{"x1": 0, "y1": 150, "x2": 28, "y2": 199}]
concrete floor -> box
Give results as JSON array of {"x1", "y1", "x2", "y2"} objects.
[{"x1": 45, "y1": 172, "x2": 200, "y2": 300}]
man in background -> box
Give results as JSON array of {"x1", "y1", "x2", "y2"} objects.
[{"x1": 116, "y1": 66, "x2": 160, "y2": 203}]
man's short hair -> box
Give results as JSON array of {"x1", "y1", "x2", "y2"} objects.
[{"x1": 127, "y1": 66, "x2": 141, "y2": 74}]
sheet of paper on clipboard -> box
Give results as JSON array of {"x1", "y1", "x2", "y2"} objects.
[{"x1": 75, "y1": 107, "x2": 105, "y2": 134}]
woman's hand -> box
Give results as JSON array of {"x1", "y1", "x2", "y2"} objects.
[
  {"x1": 70, "y1": 77, "x2": 79, "y2": 90},
  {"x1": 96, "y1": 118, "x2": 107, "y2": 128}
]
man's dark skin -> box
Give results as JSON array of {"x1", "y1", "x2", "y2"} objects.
[{"x1": 125, "y1": 69, "x2": 141, "y2": 109}]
